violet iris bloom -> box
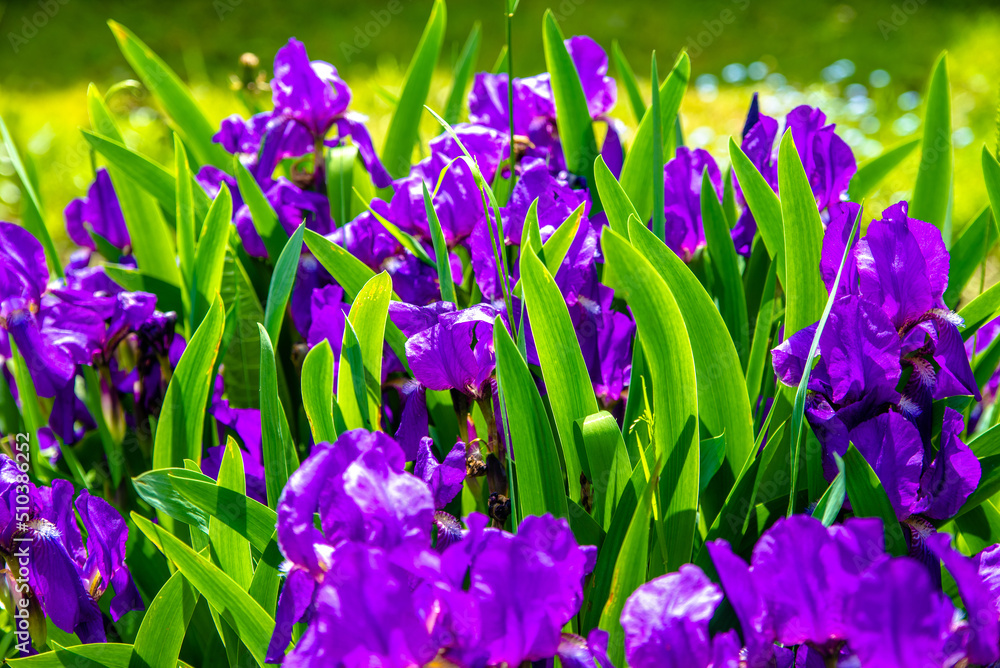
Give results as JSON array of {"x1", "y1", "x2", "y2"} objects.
[
  {"x1": 389, "y1": 301, "x2": 499, "y2": 400},
  {"x1": 620, "y1": 564, "x2": 740, "y2": 668},
  {"x1": 63, "y1": 168, "x2": 130, "y2": 256},
  {"x1": 209, "y1": 38, "x2": 391, "y2": 257},
  {"x1": 267, "y1": 428, "x2": 598, "y2": 667},
  {"x1": 772, "y1": 202, "x2": 981, "y2": 520},
  {"x1": 437, "y1": 512, "x2": 597, "y2": 666},
  {"x1": 0, "y1": 457, "x2": 142, "y2": 649},
  {"x1": 734, "y1": 97, "x2": 856, "y2": 256},
  {"x1": 469, "y1": 35, "x2": 619, "y2": 174},
  {"x1": 699, "y1": 515, "x2": 975, "y2": 667},
  {"x1": 0, "y1": 222, "x2": 154, "y2": 399},
  {"x1": 661, "y1": 146, "x2": 723, "y2": 261}
]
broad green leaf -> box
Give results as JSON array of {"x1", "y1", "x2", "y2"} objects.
[
  {"x1": 235, "y1": 158, "x2": 287, "y2": 260},
  {"x1": 944, "y1": 205, "x2": 995, "y2": 308},
  {"x1": 841, "y1": 446, "x2": 907, "y2": 556},
  {"x1": 730, "y1": 137, "x2": 784, "y2": 284},
  {"x1": 611, "y1": 40, "x2": 646, "y2": 124},
  {"x1": 785, "y1": 205, "x2": 861, "y2": 515},
  {"x1": 209, "y1": 439, "x2": 253, "y2": 590},
  {"x1": 192, "y1": 185, "x2": 233, "y2": 330},
  {"x1": 494, "y1": 317, "x2": 569, "y2": 519},
  {"x1": 700, "y1": 433, "x2": 727, "y2": 495},
  {"x1": 594, "y1": 155, "x2": 640, "y2": 238},
  {"x1": 132, "y1": 468, "x2": 215, "y2": 534},
  {"x1": 521, "y1": 244, "x2": 597, "y2": 501},
  {"x1": 847, "y1": 138, "x2": 920, "y2": 202},
  {"x1": 381, "y1": 0, "x2": 446, "y2": 178},
  {"x1": 423, "y1": 182, "x2": 457, "y2": 304},
  {"x1": 598, "y1": 456, "x2": 663, "y2": 666},
  {"x1": 910, "y1": 52, "x2": 953, "y2": 244},
  {"x1": 746, "y1": 260, "x2": 778, "y2": 408},
  {"x1": 153, "y1": 297, "x2": 224, "y2": 469},
  {"x1": 983, "y1": 147, "x2": 1000, "y2": 229},
  {"x1": 86, "y1": 144, "x2": 181, "y2": 292},
  {"x1": 338, "y1": 273, "x2": 391, "y2": 431},
  {"x1": 619, "y1": 52, "x2": 689, "y2": 222},
  {"x1": 302, "y1": 340, "x2": 338, "y2": 443},
  {"x1": 247, "y1": 532, "x2": 283, "y2": 618},
  {"x1": 8, "y1": 643, "x2": 137, "y2": 667},
  {"x1": 0, "y1": 115, "x2": 61, "y2": 277},
  {"x1": 577, "y1": 412, "x2": 632, "y2": 531},
  {"x1": 583, "y1": 441, "x2": 653, "y2": 631},
  {"x1": 443, "y1": 22, "x2": 482, "y2": 125},
  {"x1": 959, "y1": 281, "x2": 1000, "y2": 342},
  {"x1": 629, "y1": 220, "x2": 754, "y2": 487},
  {"x1": 543, "y1": 9, "x2": 600, "y2": 204},
  {"x1": 175, "y1": 135, "x2": 196, "y2": 323},
  {"x1": 259, "y1": 325, "x2": 297, "y2": 509},
  {"x1": 602, "y1": 226, "x2": 699, "y2": 571},
  {"x1": 813, "y1": 456, "x2": 846, "y2": 527},
  {"x1": 132, "y1": 515, "x2": 276, "y2": 666},
  {"x1": 567, "y1": 497, "x2": 605, "y2": 549},
  {"x1": 971, "y1": 422, "x2": 1000, "y2": 458},
  {"x1": 650, "y1": 54, "x2": 665, "y2": 241},
  {"x1": 779, "y1": 130, "x2": 826, "y2": 339},
  {"x1": 326, "y1": 145, "x2": 357, "y2": 228},
  {"x1": 955, "y1": 500, "x2": 1000, "y2": 555},
  {"x1": 701, "y1": 170, "x2": 749, "y2": 364},
  {"x1": 303, "y1": 229, "x2": 409, "y2": 369},
  {"x1": 219, "y1": 252, "x2": 263, "y2": 409},
  {"x1": 263, "y1": 223, "x2": 305, "y2": 348},
  {"x1": 128, "y1": 571, "x2": 198, "y2": 668},
  {"x1": 109, "y1": 21, "x2": 230, "y2": 169},
  {"x1": 171, "y1": 475, "x2": 278, "y2": 553},
  {"x1": 81, "y1": 130, "x2": 208, "y2": 223},
  {"x1": 694, "y1": 418, "x2": 787, "y2": 567}
]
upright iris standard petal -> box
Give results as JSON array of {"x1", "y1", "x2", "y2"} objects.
[
  {"x1": 661, "y1": 147, "x2": 722, "y2": 261},
  {"x1": 915, "y1": 408, "x2": 980, "y2": 519},
  {"x1": 620, "y1": 564, "x2": 722, "y2": 668},
  {"x1": 63, "y1": 168, "x2": 130, "y2": 253},
  {"x1": 415, "y1": 437, "x2": 466, "y2": 510},
  {"x1": 847, "y1": 558, "x2": 961, "y2": 668},
  {"x1": 271, "y1": 38, "x2": 351, "y2": 138}
]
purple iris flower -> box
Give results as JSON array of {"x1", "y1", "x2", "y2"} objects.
[
  {"x1": 661, "y1": 146, "x2": 723, "y2": 262},
  {"x1": 0, "y1": 457, "x2": 142, "y2": 650},
  {"x1": 734, "y1": 98, "x2": 856, "y2": 256},
  {"x1": 0, "y1": 222, "x2": 155, "y2": 399},
  {"x1": 414, "y1": 436, "x2": 465, "y2": 510},
  {"x1": 238, "y1": 38, "x2": 390, "y2": 187},
  {"x1": 620, "y1": 564, "x2": 738, "y2": 668},
  {"x1": 700, "y1": 515, "x2": 977, "y2": 666},
  {"x1": 468, "y1": 35, "x2": 618, "y2": 174},
  {"x1": 772, "y1": 202, "x2": 981, "y2": 520},
  {"x1": 389, "y1": 301, "x2": 499, "y2": 400},
  {"x1": 436, "y1": 512, "x2": 597, "y2": 666},
  {"x1": 63, "y1": 168, "x2": 130, "y2": 255}
]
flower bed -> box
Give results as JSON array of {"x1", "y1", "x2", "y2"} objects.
[{"x1": 1, "y1": 3, "x2": 1000, "y2": 667}]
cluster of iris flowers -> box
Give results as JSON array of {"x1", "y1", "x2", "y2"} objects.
[{"x1": 1, "y1": 14, "x2": 999, "y2": 668}]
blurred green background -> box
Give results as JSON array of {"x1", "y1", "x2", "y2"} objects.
[{"x1": 1, "y1": 0, "x2": 999, "y2": 262}]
